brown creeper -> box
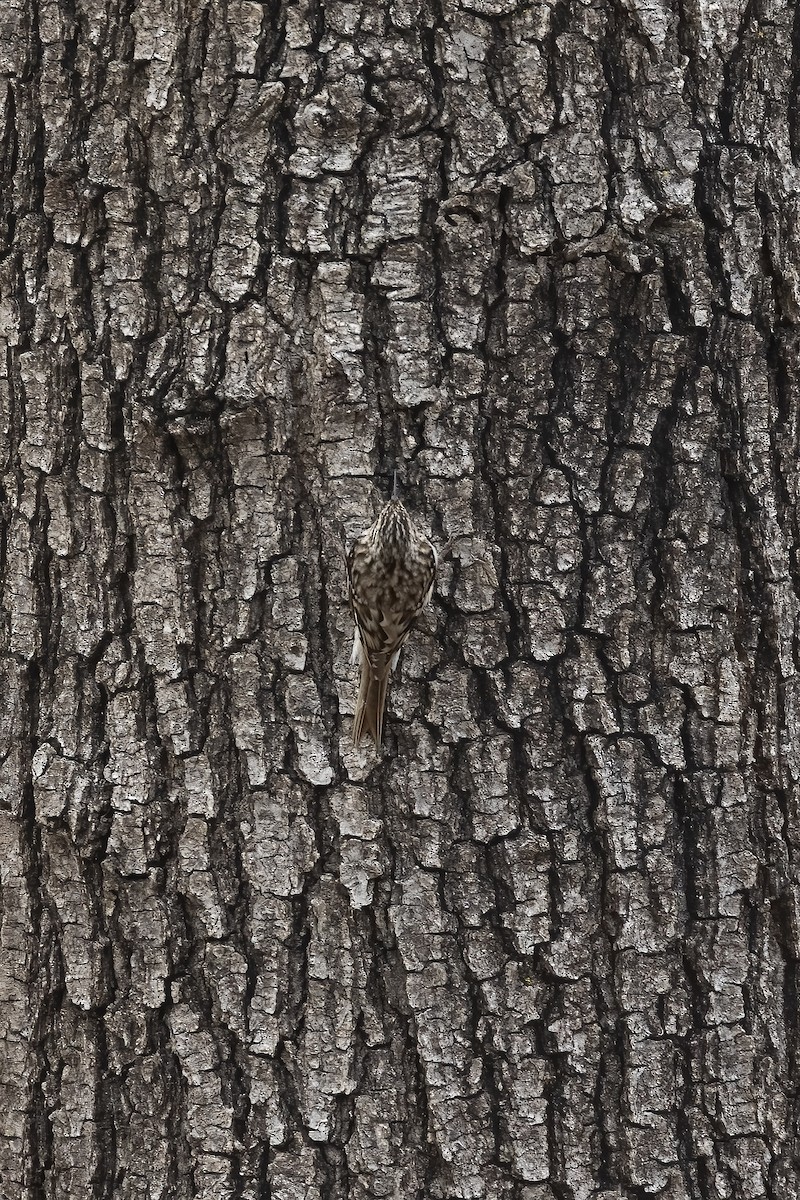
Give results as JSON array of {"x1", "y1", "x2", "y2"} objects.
[{"x1": 346, "y1": 490, "x2": 437, "y2": 747}]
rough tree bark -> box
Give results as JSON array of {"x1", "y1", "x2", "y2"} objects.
[{"x1": 1, "y1": 0, "x2": 799, "y2": 1197}]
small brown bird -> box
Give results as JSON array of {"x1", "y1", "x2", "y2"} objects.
[{"x1": 347, "y1": 484, "x2": 437, "y2": 747}]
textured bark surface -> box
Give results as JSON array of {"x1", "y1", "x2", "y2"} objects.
[{"x1": 1, "y1": 0, "x2": 800, "y2": 1197}]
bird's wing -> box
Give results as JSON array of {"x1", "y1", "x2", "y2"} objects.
[{"x1": 347, "y1": 535, "x2": 436, "y2": 667}]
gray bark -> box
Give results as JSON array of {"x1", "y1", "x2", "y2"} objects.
[{"x1": 1, "y1": 0, "x2": 798, "y2": 1197}]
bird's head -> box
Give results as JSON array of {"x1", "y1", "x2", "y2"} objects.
[{"x1": 371, "y1": 499, "x2": 412, "y2": 558}]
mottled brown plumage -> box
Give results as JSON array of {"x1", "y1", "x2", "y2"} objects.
[{"x1": 347, "y1": 497, "x2": 436, "y2": 747}]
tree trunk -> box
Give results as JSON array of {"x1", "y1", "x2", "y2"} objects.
[{"x1": 1, "y1": 0, "x2": 798, "y2": 1197}]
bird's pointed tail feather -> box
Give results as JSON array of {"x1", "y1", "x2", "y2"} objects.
[{"x1": 353, "y1": 658, "x2": 390, "y2": 748}]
